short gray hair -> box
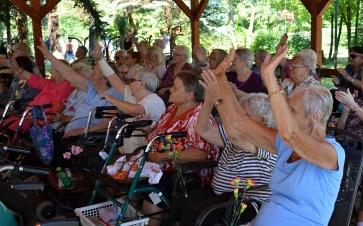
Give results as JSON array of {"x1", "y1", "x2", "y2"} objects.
[
  {"x1": 295, "y1": 49, "x2": 317, "y2": 73},
  {"x1": 174, "y1": 45, "x2": 190, "y2": 62},
  {"x1": 239, "y1": 93, "x2": 275, "y2": 128},
  {"x1": 235, "y1": 48, "x2": 255, "y2": 69},
  {"x1": 292, "y1": 86, "x2": 333, "y2": 126},
  {"x1": 137, "y1": 70, "x2": 159, "y2": 92}
]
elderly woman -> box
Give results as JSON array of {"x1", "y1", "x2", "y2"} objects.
[
  {"x1": 94, "y1": 45, "x2": 165, "y2": 125},
  {"x1": 281, "y1": 49, "x2": 320, "y2": 95},
  {"x1": 158, "y1": 45, "x2": 192, "y2": 97},
  {"x1": 332, "y1": 46, "x2": 363, "y2": 93},
  {"x1": 143, "y1": 70, "x2": 220, "y2": 226},
  {"x1": 145, "y1": 46, "x2": 166, "y2": 80},
  {"x1": 226, "y1": 48, "x2": 266, "y2": 93},
  {"x1": 201, "y1": 47, "x2": 345, "y2": 226},
  {"x1": 174, "y1": 92, "x2": 277, "y2": 226},
  {"x1": 36, "y1": 41, "x2": 123, "y2": 138},
  {"x1": 124, "y1": 51, "x2": 144, "y2": 80},
  {"x1": 193, "y1": 47, "x2": 227, "y2": 70},
  {"x1": 4, "y1": 57, "x2": 74, "y2": 132}
]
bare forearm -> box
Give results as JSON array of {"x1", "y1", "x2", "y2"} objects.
[
  {"x1": 336, "y1": 110, "x2": 349, "y2": 129},
  {"x1": 47, "y1": 53, "x2": 87, "y2": 91},
  {"x1": 107, "y1": 96, "x2": 144, "y2": 116},
  {"x1": 217, "y1": 76, "x2": 276, "y2": 152},
  {"x1": 178, "y1": 147, "x2": 208, "y2": 162},
  {"x1": 106, "y1": 75, "x2": 126, "y2": 94}
]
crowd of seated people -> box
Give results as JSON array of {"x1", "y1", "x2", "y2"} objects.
[{"x1": 0, "y1": 32, "x2": 355, "y2": 226}]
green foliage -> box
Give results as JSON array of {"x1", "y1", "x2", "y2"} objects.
[
  {"x1": 250, "y1": 31, "x2": 280, "y2": 53},
  {"x1": 288, "y1": 32, "x2": 311, "y2": 53}
]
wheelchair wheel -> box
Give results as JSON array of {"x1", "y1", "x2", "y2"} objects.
[{"x1": 36, "y1": 200, "x2": 57, "y2": 221}]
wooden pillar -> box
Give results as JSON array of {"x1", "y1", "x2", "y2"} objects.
[
  {"x1": 11, "y1": 0, "x2": 60, "y2": 75},
  {"x1": 173, "y1": 0, "x2": 208, "y2": 52},
  {"x1": 301, "y1": 0, "x2": 332, "y2": 65}
]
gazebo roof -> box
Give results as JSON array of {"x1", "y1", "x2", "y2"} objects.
[{"x1": 8, "y1": 0, "x2": 332, "y2": 74}]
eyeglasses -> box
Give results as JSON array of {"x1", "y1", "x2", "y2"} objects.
[
  {"x1": 350, "y1": 54, "x2": 360, "y2": 59},
  {"x1": 288, "y1": 64, "x2": 305, "y2": 68},
  {"x1": 128, "y1": 78, "x2": 142, "y2": 83}
]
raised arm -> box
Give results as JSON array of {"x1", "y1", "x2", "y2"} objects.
[
  {"x1": 37, "y1": 39, "x2": 87, "y2": 91},
  {"x1": 93, "y1": 45, "x2": 127, "y2": 94},
  {"x1": 260, "y1": 45, "x2": 338, "y2": 170},
  {"x1": 195, "y1": 91, "x2": 224, "y2": 147},
  {"x1": 201, "y1": 68, "x2": 276, "y2": 154},
  {"x1": 103, "y1": 95, "x2": 145, "y2": 116}
]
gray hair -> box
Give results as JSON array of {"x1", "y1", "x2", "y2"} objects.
[
  {"x1": 292, "y1": 86, "x2": 333, "y2": 126},
  {"x1": 295, "y1": 49, "x2": 317, "y2": 73},
  {"x1": 239, "y1": 93, "x2": 275, "y2": 128},
  {"x1": 136, "y1": 70, "x2": 159, "y2": 92},
  {"x1": 174, "y1": 45, "x2": 190, "y2": 62},
  {"x1": 235, "y1": 48, "x2": 255, "y2": 69}
]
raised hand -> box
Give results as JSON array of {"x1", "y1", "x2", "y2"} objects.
[
  {"x1": 214, "y1": 48, "x2": 235, "y2": 76},
  {"x1": 93, "y1": 44, "x2": 103, "y2": 61},
  {"x1": 260, "y1": 45, "x2": 288, "y2": 80},
  {"x1": 193, "y1": 46, "x2": 208, "y2": 63},
  {"x1": 36, "y1": 38, "x2": 51, "y2": 58},
  {"x1": 335, "y1": 88, "x2": 358, "y2": 110},
  {"x1": 200, "y1": 69, "x2": 221, "y2": 104}
]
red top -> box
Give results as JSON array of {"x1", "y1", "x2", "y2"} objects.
[
  {"x1": 148, "y1": 103, "x2": 219, "y2": 185},
  {"x1": 28, "y1": 74, "x2": 74, "y2": 113}
]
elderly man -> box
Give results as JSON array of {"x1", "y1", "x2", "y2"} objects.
[{"x1": 199, "y1": 46, "x2": 345, "y2": 226}]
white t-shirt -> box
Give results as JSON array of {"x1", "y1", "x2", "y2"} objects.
[
  {"x1": 119, "y1": 88, "x2": 165, "y2": 154},
  {"x1": 138, "y1": 93, "x2": 165, "y2": 123}
]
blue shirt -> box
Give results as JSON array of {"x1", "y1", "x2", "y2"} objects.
[
  {"x1": 253, "y1": 134, "x2": 345, "y2": 226},
  {"x1": 65, "y1": 80, "x2": 124, "y2": 132}
]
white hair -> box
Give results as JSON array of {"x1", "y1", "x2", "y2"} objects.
[
  {"x1": 295, "y1": 49, "x2": 317, "y2": 73},
  {"x1": 236, "y1": 48, "x2": 255, "y2": 69},
  {"x1": 292, "y1": 86, "x2": 333, "y2": 126},
  {"x1": 239, "y1": 93, "x2": 275, "y2": 128},
  {"x1": 137, "y1": 70, "x2": 159, "y2": 92}
]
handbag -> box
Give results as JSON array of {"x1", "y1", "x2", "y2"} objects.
[{"x1": 29, "y1": 106, "x2": 54, "y2": 165}]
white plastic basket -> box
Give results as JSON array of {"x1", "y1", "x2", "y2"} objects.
[{"x1": 75, "y1": 198, "x2": 149, "y2": 226}]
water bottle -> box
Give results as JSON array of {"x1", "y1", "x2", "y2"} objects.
[{"x1": 56, "y1": 167, "x2": 72, "y2": 188}]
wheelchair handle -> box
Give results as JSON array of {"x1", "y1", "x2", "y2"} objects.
[
  {"x1": 20, "y1": 166, "x2": 49, "y2": 175},
  {"x1": 14, "y1": 97, "x2": 34, "y2": 104},
  {"x1": 0, "y1": 145, "x2": 31, "y2": 154}
]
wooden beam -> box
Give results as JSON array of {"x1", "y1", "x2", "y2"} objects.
[
  {"x1": 10, "y1": 0, "x2": 36, "y2": 18},
  {"x1": 40, "y1": 0, "x2": 60, "y2": 18},
  {"x1": 191, "y1": 0, "x2": 200, "y2": 49},
  {"x1": 318, "y1": 0, "x2": 332, "y2": 15},
  {"x1": 300, "y1": 0, "x2": 312, "y2": 13},
  {"x1": 195, "y1": 0, "x2": 208, "y2": 19},
  {"x1": 32, "y1": 17, "x2": 45, "y2": 74},
  {"x1": 173, "y1": 0, "x2": 193, "y2": 20}
]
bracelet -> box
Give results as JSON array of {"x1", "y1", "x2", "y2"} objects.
[
  {"x1": 350, "y1": 78, "x2": 355, "y2": 83},
  {"x1": 215, "y1": 98, "x2": 224, "y2": 106},
  {"x1": 353, "y1": 106, "x2": 361, "y2": 113},
  {"x1": 269, "y1": 89, "x2": 285, "y2": 99}
]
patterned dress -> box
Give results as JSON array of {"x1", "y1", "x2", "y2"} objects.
[{"x1": 148, "y1": 103, "x2": 219, "y2": 185}]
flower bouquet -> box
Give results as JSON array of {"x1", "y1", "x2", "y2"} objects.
[{"x1": 229, "y1": 177, "x2": 255, "y2": 226}]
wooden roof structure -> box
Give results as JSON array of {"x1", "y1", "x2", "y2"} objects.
[{"x1": 10, "y1": 0, "x2": 332, "y2": 74}]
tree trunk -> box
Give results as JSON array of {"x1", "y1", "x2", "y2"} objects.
[
  {"x1": 5, "y1": 2, "x2": 12, "y2": 44},
  {"x1": 246, "y1": 5, "x2": 256, "y2": 47},
  {"x1": 16, "y1": 10, "x2": 28, "y2": 43},
  {"x1": 337, "y1": 17, "x2": 343, "y2": 53},
  {"x1": 354, "y1": 0, "x2": 361, "y2": 46},
  {"x1": 346, "y1": 3, "x2": 352, "y2": 49},
  {"x1": 329, "y1": 12, "x2": 334, "y2": 60},
  {"x1": 48, "y1": 8, "x2": 61, "y2": 54}
]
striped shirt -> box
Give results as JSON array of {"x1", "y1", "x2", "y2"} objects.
[{"x1": 211, "y1": 126, "x2": 277, "y2": 202}]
